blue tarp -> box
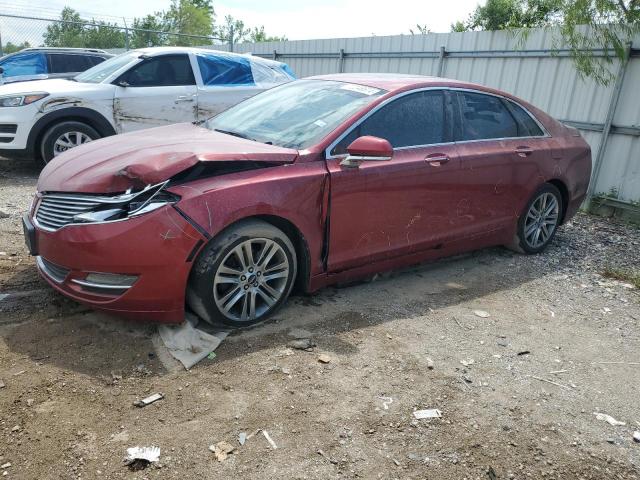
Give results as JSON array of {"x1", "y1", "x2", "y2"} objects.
[
  {"x1": 0, "y1": 52, "x2": 47, "y2": 77},
  {"x1": 196, "y1": 53, "x2": 255, "y2": 86}
]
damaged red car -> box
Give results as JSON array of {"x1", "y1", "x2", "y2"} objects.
[{"x1": 23, "y1": 74, "x2": 592, "y2": 327}]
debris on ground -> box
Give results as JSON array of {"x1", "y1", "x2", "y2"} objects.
[
  {"x1": 125, "y1": 446, "x2": 160, "y2": 471},
  {"x1": 517, "y1": 350, "x2": 531, "y2": 356},
  {"x1": 413, "y1": 409, "x2": 442, "y2": 419},
  {"x1": 238, "y1": 432, "x2": 247, "y2": 446},
  {"x1": 425, "y1": 357, "x2": 434, "y2": 369},
  {"x1": 210, "y1": 441, "x2": 235, "y2": 462},
  {"x1": 594, "y1": 413, "x2": 626, "y2": 426},
  {"x1": 0, "y1": 380, "x2": 5, "y2": 388},
  {"x1": 317, "y1": 449, "x2": 338, "y2": 464},
  {"x1": 133, "y1": 392, "x2": 164, "y2": 408},
  {"x1": 378, "y1": 396, "x2": 393, "y2": 410},
  {"x1": 633, "y1": 431, "x2": 640, "y2": 443},
  {"x1": 158, "y1": 313, "x2": 228, "y2": 369},
  {"x1": 473, "y1": 310, "x2": 490, "y2": 318},
  {"x1": 460, "y1": 359, "x2": 475, "y2": 367},
  {"x1": 0, "y1": 463, "x2": 11, "y2": 469},
  {"x1": 287, "y1": 338, "x2": 316, "y2": 350},
  {"x1": 262, "y1": 430, "x2": 278, "y2": 449},
  {"x1": 318, "y1": 354, "x2": 332, "y2": 364}
]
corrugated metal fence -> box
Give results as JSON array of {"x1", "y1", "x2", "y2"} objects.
[{"x1": 222, "y1": 28, "x2": 640, "y2": 206}]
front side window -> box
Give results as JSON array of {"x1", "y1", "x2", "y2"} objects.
[
  {"x1": 332, "y1": 90, "x2": 446, "y2": 155},
  {"x1": 49, "y1": 54, "x2": 91, "y2": 73},
  {"x1": 456, "y1": 91, "x2": 518, "y2": 141},
  {"x1": 0, "y1": 52, "x2": 47, "y2": 77},
  {"x1": 207, "y1": 79, "x2": 385, "y2": 149},
  {"x1": 196, "y1": 53, "x2": 254, "y2": 86},
  {"x1": 118, "y1": 54, "x2": 195, "y2": 87}
]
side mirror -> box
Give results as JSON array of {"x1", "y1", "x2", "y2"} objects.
[
  {"x1": 340, "y1": 135, "x2": 393, "y2": 168},
  {"x1": 0, "y1": 67, "x2": 4, "y2": 75}
]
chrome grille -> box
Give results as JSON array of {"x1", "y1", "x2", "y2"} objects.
[{"x1": 35, "y1": 193, "x2": 103, "y2": 230}]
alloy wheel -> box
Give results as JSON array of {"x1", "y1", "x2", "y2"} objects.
[
  {"x1": 213, "y1": 238, "x2": 290, "y2": 322},
  {"x1": 53, "y1": 131, "x2": 92, "y2": 157},
  {"x1": 523, "y1": 192, "x2": 559, "y2": 249}
]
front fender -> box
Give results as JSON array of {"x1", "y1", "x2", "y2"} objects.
[{"x1": 170, "y1": 162, "x2": 328, "y2": 277}]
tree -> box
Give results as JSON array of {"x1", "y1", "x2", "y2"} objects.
[
  {"x1": 163, "y1": 0, "x2": 215, "y2": 46},
  {"x1": 43, "y1": 7, "x2": 86, "y2": 48},
  {"x1": 2, "y1": 41, "x2": 32, "y2": 55},
  {"x1": 249, "y1": 26, "x2": 287, "y2": 43},
  {"x1": 43, "y1": 7, "x2": 125, "y2": 49},
  {"x1": 449, "y1": 0, "x2": 639, "y2": 84},
  {"x1": 216, "y1": 15, "x2": 250, "y2": 45},
  {"x1": 410, "y1": 24, "x2": 431, "y2": 35},
  {"x1": 130, "y1": 14, "x2": 167, "y2": 48}
]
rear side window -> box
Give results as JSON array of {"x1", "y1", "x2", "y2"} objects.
[
  {"x1": 505, "y1": 100, "x2": 544, "y2": 137},
  {"x1": 456, "y1": 91, "x2": 518, "y2": 141},
  {"x1": 0, "y1": 52, "x2": 47, "y2": 76},
  {"x1": 119, "y1": 54, "x2": 195, "y2": 87},
  {"x1": 48, "y1": 54, "x2": 92, "y2": 73},
  {"x1": 332, "y1": 90, "x2": 446, "y2": 154},
  {"x1": 196, "y1": 53, "x2": 254, "y2": 86}
]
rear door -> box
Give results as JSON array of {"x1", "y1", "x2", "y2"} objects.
[
  {"x1": 113, "y1": 54, "x2": 198, "y2": 132},
  {"x1": 326, "y1": 89, "x2": 465, "y2": 272},
  {"x1": 194, "y1": 52, "x2": 263, "y2": 121},
  {"x1": 451, "y1": 90, "x2": 549, "y2": 233}
]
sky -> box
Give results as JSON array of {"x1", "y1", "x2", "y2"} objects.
[{"x1": 0, "y1": 0, "x2": 482, "y2": 40}]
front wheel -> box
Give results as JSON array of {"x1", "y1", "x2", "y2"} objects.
[
  {"x1": 513, "y1": 183, "x2": 563, "y2": 254},
  {"x1": 187, "y1": 220, "x2": 297, "y2": 328},
  {"x1": 40, "y1": 121, "x2": 100, "y2": 163}
]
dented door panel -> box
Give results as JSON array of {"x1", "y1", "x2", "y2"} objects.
[{"x1": 113, "y1": 85, "x2": 198, "y2": 133}]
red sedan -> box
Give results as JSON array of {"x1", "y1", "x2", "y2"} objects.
[{"x1": 23, "y1": 74, "x2": 592, "y2": 327}]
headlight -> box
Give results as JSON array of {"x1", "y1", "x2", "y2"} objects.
[
  {"x1": 0, "y1": 93, "x2": 49, "y2": 107},
  {"x1": 72, "y1": 182, "x2": 180, "y2": 224}
]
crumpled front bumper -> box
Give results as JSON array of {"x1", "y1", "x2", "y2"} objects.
[{"x1": 27, "y1": 204, "x2": 207, "y2": 323}]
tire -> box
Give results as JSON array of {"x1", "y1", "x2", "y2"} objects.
[
  {"x1": 40, "y1": 121, "x2": 100, "y2": 163},
  {"x1": 187, "y1": 219, "x2": 297, "y2": 328},
  {"x1": 511, "y1": 183, "x2": 563, "y2": 254}
]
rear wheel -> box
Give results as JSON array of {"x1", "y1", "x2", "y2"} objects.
[
  {"x1": 40, "y1": 121, "x2": 100, "y2": 163},
  {"x1": 187, "y1": 220, "x2": 297, "y2": 328},
  {"x1": 512, "y1": 183, "x2": 563, "y2": 254}
]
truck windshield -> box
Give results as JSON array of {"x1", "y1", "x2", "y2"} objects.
[
  {"x1": 75, "y1": 51, "x2": 138, "y2": 83},
  {"x1": 207, "y1": 79, "x2": 386, "y2": 149}
]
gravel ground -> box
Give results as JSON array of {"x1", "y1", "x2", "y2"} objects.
[{"x1": 1, "y1": 157, "x2": 640, "y2": 479}]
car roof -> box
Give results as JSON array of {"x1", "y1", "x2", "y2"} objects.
[
  {"x1": 307, "y1": 73, "x2": 497, "y2": 94},
  {"x1": 20, "y1": 47, "x2": 111, "y2": 55},
  {"x1": 132, "y1": 46, "x2": 286, "y2": 66}
]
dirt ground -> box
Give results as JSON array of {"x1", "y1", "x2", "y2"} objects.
[{"x1": 1, "y1": 157, "x2": 640, "y2": 480}]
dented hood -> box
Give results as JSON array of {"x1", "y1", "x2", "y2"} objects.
[{"x1": 38, "y1": 123, "x2": 299, "y2": 193}]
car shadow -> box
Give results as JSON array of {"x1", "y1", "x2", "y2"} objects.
[{"x1": 1, "y1": 230, "x2": 587, "y2": 380}]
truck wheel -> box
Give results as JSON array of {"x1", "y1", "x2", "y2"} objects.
[
  {"x1": 187, "y1": 219, "x2": 297, "y2": 328},
  {"x1": 40, "y1": 121, "x2": 100, "y2": 163}
]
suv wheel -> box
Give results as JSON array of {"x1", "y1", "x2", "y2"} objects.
[{"x1": 40, "y1": 121, "x2": 100, "y2": 163}]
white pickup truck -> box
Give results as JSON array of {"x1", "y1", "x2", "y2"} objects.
[{"x1": 0, "y1": 47, "x2": 295, "y2": 162}]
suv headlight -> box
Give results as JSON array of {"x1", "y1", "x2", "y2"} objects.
[
  {"x1": 0, "y1": 93, "x2": 49, "y2": 107},
  {"x1": 72, "y1": 182, "x2": 180, "y2": 224}
]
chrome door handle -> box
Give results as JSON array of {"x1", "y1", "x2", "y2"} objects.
[
  {"x1": 175, "y1": 95, "x2": 195, "y2": 103},
  {"x1": 515, "y1": 146, "x2": 533, "y2": 157},
  {"x1": 425, "y1": 154, "x2": 449, "y2": 166}
]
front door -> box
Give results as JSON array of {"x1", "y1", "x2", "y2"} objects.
[
  {"x1": 326, "y1": 89, "x2": 469, "y2": 272},
  {"x1": 113, "y1": 54, "x2": 197, "y2": 133}
]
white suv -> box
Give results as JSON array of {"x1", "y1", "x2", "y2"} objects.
[{"x1": 0, "y1": 47, "x2": 295, "y2": 162}]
